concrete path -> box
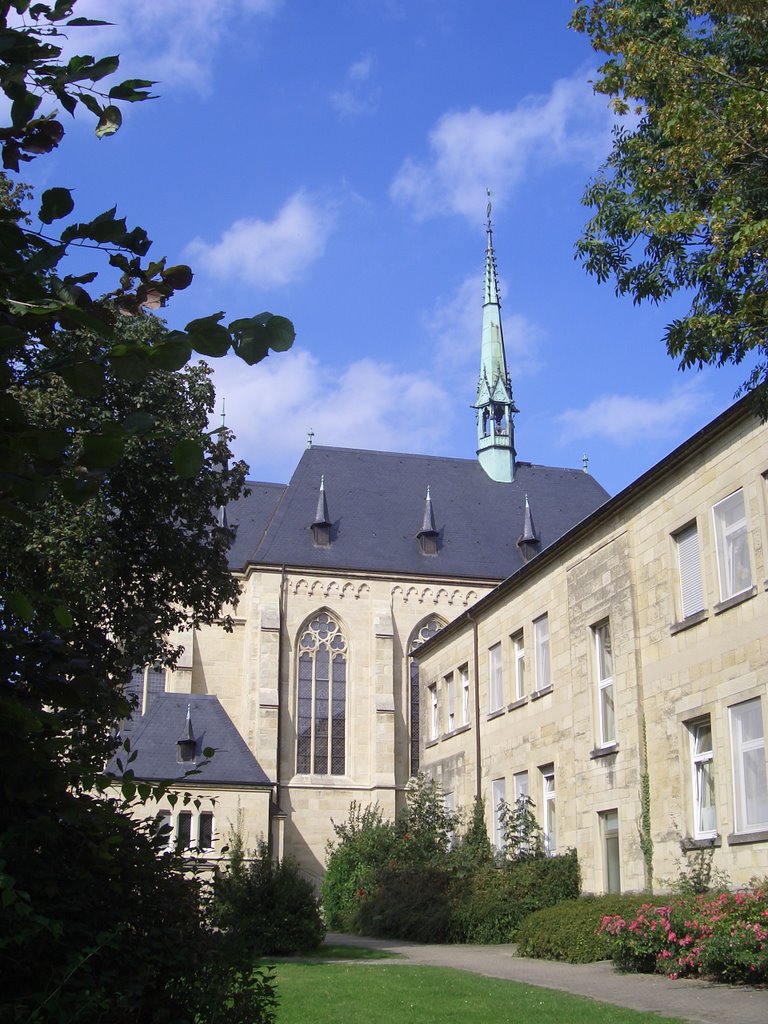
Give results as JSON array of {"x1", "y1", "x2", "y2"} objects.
[{"x1": 325, "y1": 932, "x2": 768, "y2": 1024}]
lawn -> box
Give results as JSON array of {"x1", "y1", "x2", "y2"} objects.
[{"x1": 272, "y1": 963, "x2": 685, "y2": 1024}]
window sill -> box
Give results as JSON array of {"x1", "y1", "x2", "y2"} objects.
[
  {"x1": 714, "y1": 585, "x2": 757, "y2": 615},
  {"x1": 530, "y1": 685, "x2": 553, "y2": 701},
  {"x1": 680, "y1": 834, "x2": 721, "y2": 851},
  {"x1": 727, "y1": 828, "x2": 768, "y2": 846},
  {"x1": 425, "y1": 738, "x2": 439, "y2": 749},
  {"x1": 670, "y1": 609, "x2": 708, "y2": 636},
  {"x1": 590, "y1": 743, "x2": 619, "y2": 760},
  {"x1": 507, "y1": 696, "x2": 528, "y2": 711},
  {"x1": 487, "y1": 707, "x2": 505, "y2": 721},
  {"x1": 442, "y1": 723, "x2": 471, "y2": 740}
]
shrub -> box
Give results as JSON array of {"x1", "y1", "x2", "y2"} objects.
[
  {"x1": 212, "y1": 834, "x2": 325, "y2": 956},
  {"x1": 516, "y1": 895, "x2": 651, "y2": 962},
  {"x1": 357, "y1": 865, "x2": 456, "y2": 942},
  {"x1": 599, "y1": 884, "x2": 768, "y2": 982},
  {"x1": 452, "y1": 851, "x2": 581, "y2": 943},
  {"x1": 322, "y1": 802, "x2": 401, "y2": 932}
]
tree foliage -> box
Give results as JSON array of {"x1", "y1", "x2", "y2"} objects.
[
  {"x1": 0, "y1": 4, "x2": 293, "y2": 1019},
  {"x1": 571, "y1": 0, "x2": 768, "y2": 416}
]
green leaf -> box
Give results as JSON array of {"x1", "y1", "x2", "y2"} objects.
[
  {"x1": 95, "y1": 104, "x2": 122, "y2": 139},
  {"x1": 80, "y1": 433, "x2": 126, "y2": 469},
  {"x1": 185, "y1": 313, "x2": 231, "y2": 357},
  {"x1": 58, "y1": 477, "x2": 101, "y2": 505},
  {"x1": 11, "y1": 88, "x2": 41, "y2": 129},
  {"x1": 7, "y1": 591, "x2": 34, "y2": 621},
  {"x1": 161, "y1": 264, "x2": 193, "y2": 291},
  {"x1": 53, "y1": 604, "x2": 74, "y2": 629},
  {"x1": 171, "y1": 438, "x2": 204, "y2": 479},
  {"x1": 109, "y1": 79, "x2": 156, "y2": 102},
  {"x1": 231, "y1": 313, "x2": 296, "y2": 364},
  {"x1": 123, "y1": 411, "x2": 157, "y2": 434},
  {"x1": 88, "y1": 55, "x2": 120, "y2": 82},
  {"x1": 58, "y1": 360, "x2": 105, "y2": 397},
  {"x1": 150, "y1": 336, "x2": 191, "y2": 371},
  {"x1": 38, "y1": 187, "x2": 74, "y2": 224},
  {"x1": 265, "y1": 314, "x2": 295, "y2": 352}
]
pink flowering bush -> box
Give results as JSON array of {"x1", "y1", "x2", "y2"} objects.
[{"x1": 599, "y1": 884, "x2": 768, "y2": 983}]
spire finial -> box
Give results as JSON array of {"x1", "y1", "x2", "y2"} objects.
[
  {"x1": 486, "y1": 187, "x2": 493, "y2": 231},
  {"x1": 307, "y1": 427, "x2": 314, "y2": 449},
  {"x1": 220, "y1": 398, "x2": 226, "y2": 430},
  {"x1": 582, "y1": 452, "x2": 589, "y2": 473}
]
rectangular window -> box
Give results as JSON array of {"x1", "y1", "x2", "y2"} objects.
[
  {"x1": 176, "y1": 810, "x2": 193, "y2": 851},
  {"x1": 459, "y1": 664, "x2": 470, "y2": 725},
  {"x1": 512, "y1": 629, "x2": 525, "y2": 700},
  {"x1": 534, "y1": 615, "x2": 550, "y2": 691},
  {"x1": 713, "y1": 489, "x2": 752, "y2": 600},
  {"x1": 594, "y1": 620, "x2": 615, "y2": 745},
  {"x1": 489, "y1": 643, "x2": 503, "y2": 711},
  {"x1": 491, "y1": 778, "x2": 506, "y2": 852},
  {"x1": 513, "y1": 770, "x2": 529, "y2": 803},
  {"x1": 730, "y1": 698, "x2": 768, "y2": 833},
  {"x1": 541, "y1": 767, "x2": 556, "y2": 854},
  {"x1": 154, "y1": 810, "x2": 172, "y2": 849},
  {"x1": 445, "y1": 672, "x2": 455, "y2": 732},
  {"x1": 689, "y1": 717, "x2": 716, "y2": 838},
  {"x1": 198, "y1": 811, "x2": 214, "y2": 851},
  {"x1": 429, "y1": 683, "x2": 438, "y2": 741},
  {"x1": 674, "y1": 522, "x2": 704, "y2": 619},
  {"x1": 600, "y1": 810, "x2": 621, "y2": 893}
]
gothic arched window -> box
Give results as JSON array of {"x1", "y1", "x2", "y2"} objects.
[
  {"x1": 296, "y1": 612, "x2": 347, "y2": 775},
  {"x1": 408, "y1": 617, "x2": 443, "y2": 777}
]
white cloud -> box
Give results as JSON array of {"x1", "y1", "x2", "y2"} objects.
[
  {"x1": 186, "y1": 191, "x2": 335, "y2": 288},
  {"x1": 556, "y1": 382, "x2": 709, "y2": 446},
  {"x1": 207, "y1": 347, "x2": 455, "y2": 480},
  {"x1": 390, "y1": 71, "x2": 614, "y2": 220},
  {"x1": 53, "y1": 0, "x2": 282, "y2": 93},
  {"x1": 330, "y1": 54, "x2": 380, "y2": 117},
  {"x1": 426, "y1": 274, "x2": 543, "y2": 378}
]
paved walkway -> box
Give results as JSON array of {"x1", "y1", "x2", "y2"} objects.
[{"x1": 325, "y1": 932, "x2": 768, "y2": 1024}]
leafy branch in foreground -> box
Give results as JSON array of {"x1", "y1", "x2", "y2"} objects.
[{"x1": 571, "y1": 0, "x2": 768, "y2": 417}]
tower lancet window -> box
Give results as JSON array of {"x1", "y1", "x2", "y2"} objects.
[{"x1": 296, "y1": 612, "x2": 347, "y2": 776}]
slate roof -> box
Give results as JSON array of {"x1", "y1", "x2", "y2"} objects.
[
  {"x1": 111, "y1": 694, "x2": 271, "y2": 787},
  {"x1": 226, "y1": 446, "x2": 610, "y2": 580}
]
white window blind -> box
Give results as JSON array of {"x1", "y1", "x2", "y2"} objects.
[{"x1": 675, "y1": 523, "x2": 704, "y2": 618}]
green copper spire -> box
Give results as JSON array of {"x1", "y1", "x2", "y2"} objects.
[{"x1": 473, "y1": 190, "x2": 518, "y2": 482}]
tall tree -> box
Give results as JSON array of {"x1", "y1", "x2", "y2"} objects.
[
  {"x1": 571, "y1": 0, "x2": 768, "y2": 415},
  {"x1": 0, "y1": 4, "x2": 291, "y2": 1019}
]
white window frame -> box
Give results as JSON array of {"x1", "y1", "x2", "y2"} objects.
[
  {"x1": 489, "y1": 643, "x2": 503, "y2": 712},
  {"x1": 428, "y1": 683, "x2": 439, "y2": 741},
  {"x1": 712, "y1": 489, "x2": 752, "y2": 601},
  {"x1": 459, "y1": 664, "x2": 470, "y2": 726},
  {"x1": 689, "y1": 717, "x2": 717, "y2": 838},
  {"x1": 534, "y1": 614, "x2": 550, "y2": 692},
  {"x1": 491, "y1": 777, "x2": 506, "y2": 851},
  {"x1": 674, "y1": 522, "x2": 704, "y2": 619},
  {"x1": 541, "y1": 767, "x2": 556, "y2": 854},
  {"x1": 445, "y1": 671, "x2": 455, "y2": 732},
  {"x1": 594, "y1": 620, "x2": 615, "y2": 746},
  {"x1": 599, "y1": 809, "x2": 621, "y2": 894},
  {"x1": 730, "y1": 698, "x2": 768, "y2": 833},
  {"x1": 512, "y1": 629, "x2": 525, "y2": 700},
  {"x1": 513, "y1": 770, "x2": 529, "y2": 803}
]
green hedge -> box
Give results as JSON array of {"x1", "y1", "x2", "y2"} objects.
[
  {"x1": 452, "y1": 851, "x2": 581, "y2": 943},
  {"x1": 516, "y1": 894, "x2": 651, "y2": 962}
]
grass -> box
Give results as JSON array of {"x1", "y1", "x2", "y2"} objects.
[
  {"x1": 272, "y1": 963, "x2": 685, "y2": 1024},
  {"x1": 311, "y1": 944, "x2": 400, "y2": 960}
]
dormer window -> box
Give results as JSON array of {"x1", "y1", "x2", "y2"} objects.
[
  {"x1": 177, "y1": 704, "x2": 197, "y2": 764},
  {"x1": 417, "y1": 486, "x2": 439, "y2": 556},
  {"x1": 312, "y1": 475, "x2": 332, "y2": 547}
]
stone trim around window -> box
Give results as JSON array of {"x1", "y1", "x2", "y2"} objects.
[
  {"x1": 727, "y1": 828, "x2": 768, "y2": 846},
  {"x1": 487, "y1": 707, "x2": 505, "y2": 722},
  {"x1": 530, "y1": 684, "x2": 554, "y2": 701},
  {"x1": 670, "y1": 609, "x2": 708, "y2": 636},
  {"x1": 714, "y1": 585, "x2": 757, "y2": 616},
  {"x1": 590, "y1": 743, "x2": 619, "y2": 760},
  {"x1": 680, "y1": 835, "x2": 721, "y2": 851},
  {"x1": 507, "y1": 696, "x2": 528, "y2": 712}
]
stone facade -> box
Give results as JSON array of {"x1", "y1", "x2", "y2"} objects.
[{"x1": 418, "y1": 399, "x2": 768, "y2": 892}]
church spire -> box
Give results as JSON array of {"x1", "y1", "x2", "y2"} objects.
[{"x1": 473, "y1": 190, "x2": 518, "y2": 482}]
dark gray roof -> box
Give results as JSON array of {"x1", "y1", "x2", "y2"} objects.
[
  {"x1": 111, "y1": 694, "x2": 271, "y2": 787},
  {"x1": 227, "y1": 446, "x2": 610, "y2": 579}
]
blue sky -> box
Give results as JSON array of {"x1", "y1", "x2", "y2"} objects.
[{"x1": 20, "y1": 0, "x2": 757, "y2": 496}]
